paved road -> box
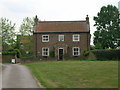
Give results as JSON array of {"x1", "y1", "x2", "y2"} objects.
[
  {"x1": 0, "y1": 63, "x2": 2, "y2": 89},
  {"x1": 2, "y1": 64, "x2": 40, "y2": 88}
]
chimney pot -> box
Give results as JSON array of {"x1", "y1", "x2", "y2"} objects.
[{"x1": 86, "y1": 15, "x2": 89, "y2": 24}]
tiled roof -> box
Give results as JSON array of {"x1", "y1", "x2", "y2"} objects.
[{"x1": 34, "y1": 20, "x2": 90, "y2": 33}]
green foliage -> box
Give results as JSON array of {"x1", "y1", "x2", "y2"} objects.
[
  {"x1": 2, "y1": 49, "x2": 21, "y2": 58},
  {"x1": 19, "y1": 16, "x2": 36, "y2": 56},
  {"x1": 14, "y1": 49, "x2": 21, "y2": 58},
  {"x1": 17, "y1": 35, "x2": 33, "y2": 56},
  {"x1": 0, "y1": 17, "x2": 16, "y2": 50},
  {"x1": 2, "y1": 50, "x2": 17, "y2": 55},
  {"x1": 94, "y1": 43, "x2": 102, "y2": 49},
  {"x1": 90, "y1": 45, "x2": 96, "y2": 50},
  {"x1": 83, "y1": 50, "x2": 89, "y2": 56},
  {"x1": 19, "y1": 17, "x2": 34, "y2": 36},
  {"x1": 50, "y1": 51, "x2": 55, "y2": 57},
  {"x1": 92, "y1": 49, "x2": 120, "y2": 60},
  {"x1": 93, "y1": 5, "x2": 120, "y2": 49},
  {"x1": 2, "y1": 51, "x2": 16, "y2": 55}
]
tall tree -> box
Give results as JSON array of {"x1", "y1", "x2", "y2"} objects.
[
  {"x1": 19, "y1": 17, "x2": 35, "y2": 36},
  {"x1": 18, "y1": 16, "x2": 39, "y2": 56},
  {"x1": 93, "y1": 5, "x2": 120, "y2": 49},
  {"x1": 0, "y1": 17, "x2": 16, "y2": 50}
]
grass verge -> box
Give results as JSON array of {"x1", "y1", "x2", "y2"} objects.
[{"x1": 25, "y1": 60, "x2": 118, "y2": 88}]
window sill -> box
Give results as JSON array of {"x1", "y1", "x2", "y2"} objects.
[{"x1": 73, "y1": 55, "x2": 79, "y2": 57}]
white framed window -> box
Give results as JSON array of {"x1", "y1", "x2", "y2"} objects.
[
  {"x1": 42, "y1": 48, "x2": 49, "y2": 56},
  {"x1": 42, "y1": 35, "x2": 49, "y2": 42},
  {"x1": 73, "y1": 34, "x2": 80, "y2": 41},
  {"x1": 72, "y1": 47, "x2": 80, "y2": 56},
  {"x1": 59, "y1": 35, "x2": 64, "y2": 41}
]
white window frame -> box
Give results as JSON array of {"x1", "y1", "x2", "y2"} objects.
[
  {"x1": 73, "y1": 34, "x2": 80, "y2": 41},
  {"x1": 72, "y1": 47, "x2": 80, "y2": 56},
  {"x1": 42, "y1": 35, "x2": 49, "y2": 42},
  {"x1": 59, "y1": 35, "x2": 64, "y2": 41},
  {"x1": 42, "y1": 48, "x2": 49, "y2": 56}
]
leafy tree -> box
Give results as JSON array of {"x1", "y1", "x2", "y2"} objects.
[
  {"x1": 19, "y1": 17, "x2": 35, "y2": 36},
  {"x1": 0, "y1": 17, "x2": 16, "y2": 50},
  {"x1": 19, "y1": 15, "x2": 39, "y2": 36},
  {"x1": 93, "y1": 5, "x2": 120, "y2": 49},
  {"x1": 18, "y1": 16, "x2": 39, "y2": 56}
]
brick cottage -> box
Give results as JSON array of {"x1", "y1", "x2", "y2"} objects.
[{"x1": 33, "y1": 15, "x2": 90, "y2": 60}]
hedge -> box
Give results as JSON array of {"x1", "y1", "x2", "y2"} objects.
[
  {"x1": 2, "y1": 49, "x2": 21, "y2": 58},
  {"x1": 92, "y1": 49, "x2": 120, "y2": 60},
  {"x1": 2, "y1": 50, "x2": 17, "y2": 55}
]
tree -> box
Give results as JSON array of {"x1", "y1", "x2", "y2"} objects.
[
  {"x1": 18, "y1": 16, "x2": 39, "y2": 56},
  {"x1": 93, "y1": 5, "x2": 120, "y2": 49},
  {"x1": 0, "y1": 17, "x2": 16, "y2": 50},
  {"x1": 19, "y1": 17, "x2": 35, "y2": 36}
]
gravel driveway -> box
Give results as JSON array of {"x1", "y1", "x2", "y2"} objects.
[{"x1": 2, "y1": 64, "x2": 41, "y2": 88}]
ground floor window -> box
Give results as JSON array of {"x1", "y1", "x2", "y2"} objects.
[
  {"x1": 72, "y1": 47, "x2": 80, "y2": 56},
  {"x1": 42, "y1": 48, "x2": 49, "y2": 56}
]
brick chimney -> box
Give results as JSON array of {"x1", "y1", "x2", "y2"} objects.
[
  {"x1": 86, "y1": 15, "x2": 89, "y2": 24},
  {"x1": 34, "y1": 15, "x2": 39, "y2": 26}
]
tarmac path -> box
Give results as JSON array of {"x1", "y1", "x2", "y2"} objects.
[
  {"x1": 2, "y1": 64, "x2": 41, "y2": 88},
  {"x1": 0, "y1": 63, "x2": 2, "y2": 89}
]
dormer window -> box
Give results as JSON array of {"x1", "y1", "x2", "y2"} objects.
[
  {"x1": 42, "y1": 35, "x2": 49, "y2": 42},
  {"x1": 59, "y1": 35, "x2": 64, "y2": 41},
  {"x1": 73, "y1": 34, "x2": 80, "y2": 41}
]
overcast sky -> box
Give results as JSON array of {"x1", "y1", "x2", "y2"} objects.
[{"x1": 0, "y1": 0, "x2": 119, "y2": 45}]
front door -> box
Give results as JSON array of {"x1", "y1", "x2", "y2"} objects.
[{"x1": 58, "y1": 48, "x2": 64, "y2": 60}]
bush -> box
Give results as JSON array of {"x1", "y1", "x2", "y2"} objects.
[
  {"x1": 90, "y1": 45, "x2": 96, "y2": 50},
  {"x1": 92, "y1": 49, "x2": 120, "y2": 60},
  {"x1": 50, "y1": 51, "x2": 55, "y2": 57},
  {"x1": 2, "y1": 49, "x2": 21, "y2": 58},
  {"x1": 83, "y1": 50, "x2": 90, "y2": 56},
  {"x1": 2, "y1": 50, "x2": 17, "y2": 55},
  {"x1": 14, "y1": 49, "x2": 21, "y2": 58}
]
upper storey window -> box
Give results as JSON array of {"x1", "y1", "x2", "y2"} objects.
[
  {"x1": 59, "y1": 35, "x2": 64, "y2": 41},
  {"x1": 73, "y1": 34, "x2": 80, "y2": 41},
  {"x1": 42, "y1": 35, "x2": 49, "y2": 42}
]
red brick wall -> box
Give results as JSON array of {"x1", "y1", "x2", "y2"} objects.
[
  {"x1": 34, "y1": 32, "x2": 90, "y2": 60},
  {"x1": 2, "y1": 55, "x2": 15, "y2": 63}
]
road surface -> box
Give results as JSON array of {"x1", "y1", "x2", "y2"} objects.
[
  {"x1": 2, "y1": 64, "x2": 41, "y2": 88},
  {"x1": 0, "y1": 63, "x2": 2, "y2": 89}
]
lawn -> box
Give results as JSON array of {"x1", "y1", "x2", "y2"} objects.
[{"x1": 25, "y1": 61, "x2": 118, "y2": 88}]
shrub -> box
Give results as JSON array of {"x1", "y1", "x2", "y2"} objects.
[
  {"x1": 83, "y1": 50, "x2": 90, "y2": 56},
  {"x1": 2, "y1": 49, "x2": 21, "y2": 58},
  {"x1": 92, "y1": 49, "x2": 120, "y2": 60},
  {"x1": 2, "y1": 50, "x2": 17, "y2": 55},
  {"x1": 90, "y1": 45, "x2": 96, "y2": 50},
  {"x1": 50, "y1": 51, "x2": 55, "y2": 57},
  {"x1": 14, "y1": 49, "x2": 21, "y2": 58}
]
